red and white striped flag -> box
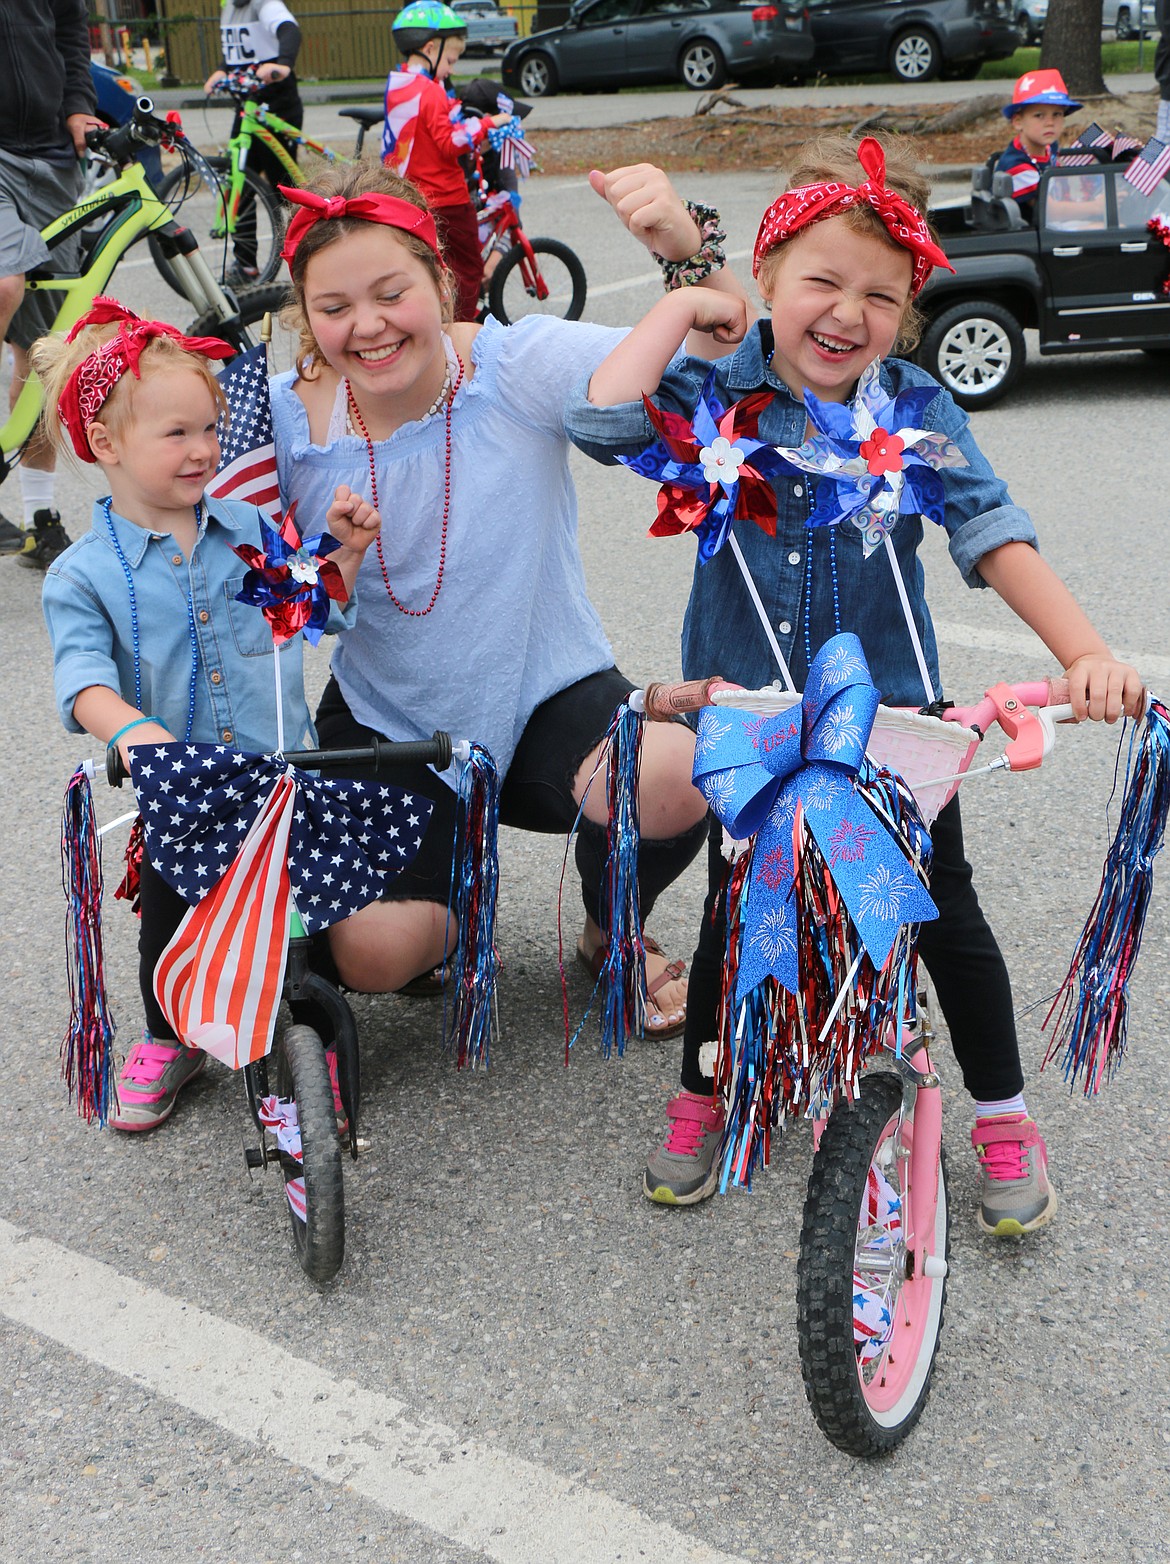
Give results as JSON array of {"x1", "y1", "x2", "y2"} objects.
[
  {"x1": 1124, "y1": 137, "x2": 1170, "y2": 197},
  {"x1": 154, "y1": 772, "x2": 296, "y2": 1069},
  {"x1": 206, "y1": 343, "x2": 280, "y2": 521}
]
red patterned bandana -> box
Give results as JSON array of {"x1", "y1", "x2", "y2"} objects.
[
  {"x1": 752, "y1": 137, "x2": 953, "y2": 298},
  {"x1": 59, "y1": 298, "x2": 234, "y2": 462},
  {"x1": 279, "y1": 187, "x2": 441, "y2": 267}
]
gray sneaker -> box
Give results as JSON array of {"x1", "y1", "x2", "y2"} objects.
[
  {"x1": 971, "y1": 1113, "x2": 1058, "y2": 1237},
  {"x1": 643, "y1": 1090, "x2": 725, "y2": 1206},
  {"x1": 110, "y1": 1034, "x2": 206, "y2": 1132}
]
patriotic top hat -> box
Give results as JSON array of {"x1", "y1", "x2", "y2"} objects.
[{"x1": 1003, "y1": 69, "x2": 1083, "y2": 119}]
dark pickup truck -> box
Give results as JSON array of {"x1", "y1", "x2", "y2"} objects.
[{"x1": 914, "y1": 160, "x2": 1170, "y2": 408}]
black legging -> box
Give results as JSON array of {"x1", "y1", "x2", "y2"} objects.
[{"x1": 678, "y1": 794, "x2": 1023, "y2": 1103}]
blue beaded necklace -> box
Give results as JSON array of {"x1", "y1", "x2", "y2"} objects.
[{"x1": 102, "y1": 496, "x2": 200, "y2": 742}]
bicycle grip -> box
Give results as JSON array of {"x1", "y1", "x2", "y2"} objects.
[{"x1": 643, "y1": 677, "x2": 729, "y2": 721}]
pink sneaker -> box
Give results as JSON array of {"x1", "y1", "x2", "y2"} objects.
[
  {"x1": 643, "y1": 1090, "x2": 725, "y2": 1206},
  {"x1": 971, "y1": 1113, "x2": 1058, "y2": 1237},
  {"x1": 110, "y1": 1035, "x2": 206, "y2": 1132}
]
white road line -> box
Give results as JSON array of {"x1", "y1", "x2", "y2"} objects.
[
  {"x1": 0, "y1": 1219, "x2": 747, "y2": 1564},
  {"x1": 934, "y1": 619, "x2": 1170, "y2": 682}
]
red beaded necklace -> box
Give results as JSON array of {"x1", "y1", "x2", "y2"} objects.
[{"x1": 344, "y1": 351, "x2": 464, "y2": 618}]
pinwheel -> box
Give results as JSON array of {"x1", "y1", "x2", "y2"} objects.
[
  {"x1": 774, "y1": 357, "x2": 968, "y2": 559},
  {"x1": 617, "y1": 365, "x2": 794, "y2": 565},
  {"x1": 233, "y1": 500, "x2": 347, "y2": 647}
]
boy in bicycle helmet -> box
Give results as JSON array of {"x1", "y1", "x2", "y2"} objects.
[
  {"x1": 384, "y1": 1, "x2": 512, "y2": 318},
  {"x1": 204, "y1": 1, "x2": 305, "y2": 285}
]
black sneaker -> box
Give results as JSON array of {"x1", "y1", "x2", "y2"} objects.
[
  {"x1": 224, "y1": 261, "x2": 260, "y2": 287},
  {"x1": 16, "y1": 509, "x2": 73, "y2": 570},
  {"x1": 0, "y1": 512, "x2": 26, "y2": 555}
]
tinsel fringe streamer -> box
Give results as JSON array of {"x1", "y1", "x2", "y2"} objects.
[
  {"x1": 594, "y1": 702, "x2": 647, "y2": 1059},
  {"x1": 1043, "y1": 697, "x2": 1170, "y2": 1095},
  {"x1": 445, "y1": 742, "x2": 501, "y2": 1069},
  {"x1": 60, "y1": 767, "x2": 116, "y2": 1125},
  {"x1": 717, "y1": 766, "x2": 930, "y2": 1190}
]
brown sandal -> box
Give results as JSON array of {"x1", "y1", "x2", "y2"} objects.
[{"x1": 575, "y1": 934, "x2": 688, "y2": 1040}]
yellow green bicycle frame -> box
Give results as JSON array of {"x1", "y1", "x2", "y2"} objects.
[
  {"x1": 2, "y1": 161, "x2": 185, "y2": 467},
  {"x1": 216, "y1": 98, "x2": 334, "y2": 239}
]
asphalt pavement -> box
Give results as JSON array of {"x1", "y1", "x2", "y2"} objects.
[{"x1": 2, "y1": 162, "x2": 1169, "y2": 1564}]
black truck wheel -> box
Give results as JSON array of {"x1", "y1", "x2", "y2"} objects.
[{"x1": 918, "y1": 299, "x2": 1025, "y2": 409}]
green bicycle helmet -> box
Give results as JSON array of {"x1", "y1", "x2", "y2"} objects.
[{"x1": 392, "y1": 1, "x2": 467, "y2": 59}]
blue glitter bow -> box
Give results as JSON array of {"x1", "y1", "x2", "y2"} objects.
[
  {"x1": 616, "y1": 366, "x2": 795, "y2": 563},
  {"x1": 693, "y1": 633, "x2": 937, "y2": 1000},
  {"x1": 774, "y1": 359, "x2": 968, "y2": 557}
]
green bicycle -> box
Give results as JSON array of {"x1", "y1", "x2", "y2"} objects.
[
  {"x1": 0, "y1": 99, "x2": 286, "y2": 486},
  {"x1": 148, "y1": 66, "x2": 341, "y2": 296}
]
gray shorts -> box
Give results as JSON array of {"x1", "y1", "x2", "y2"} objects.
[{"x1": 0, "y1": 146, "x2": 84, "y2": 350}]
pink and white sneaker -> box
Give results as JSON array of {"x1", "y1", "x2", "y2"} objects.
[
  {"x1": 971, "y1": 1113, "x2": 1058, "y2": 1237},
  {"x1": 643, "y1": 1089, "x2": 725, "y2": 1206},
  {"x1": 109, "y1": 1034, "x2": 206, "y2": 1132}
]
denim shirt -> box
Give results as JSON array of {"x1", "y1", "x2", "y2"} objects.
[
  {"x1": 566, "y1": 322, "x2": 1039, "y2": 707},
  {"x1": 43, "y1": 496, "x2": 355, "y2": 752}
]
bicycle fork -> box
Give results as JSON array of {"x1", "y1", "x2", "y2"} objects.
[{"x1": 893, "y1": 1038, "x2": 948, "y2": 1285}]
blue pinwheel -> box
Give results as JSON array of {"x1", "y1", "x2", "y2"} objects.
[
  {"x1": 616, "y1": 366, "x2": 796, "y2": 564},
  {"x1": 774, "y1": 358, "x2": 968, "y2": 557},
  {"x1": 233, "y1": 501, "x2": 347, "y2": 646},
  {"x1": 692, "y1": 633, "x2": 937, "y2": 1001}
]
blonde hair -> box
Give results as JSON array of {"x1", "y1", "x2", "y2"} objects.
[
  {"x1": 30, "y1": 322, "x2": 228, "y2": 458},
  {"x1": 756, "y1": 133, "x2": 935, "y2": 352},
  {"x1": 282, "y1": 162, "x2": 455, "y2": 380}
]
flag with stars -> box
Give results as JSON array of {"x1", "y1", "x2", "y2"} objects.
[
  {"x1": 1123, "y1": 136, "x2": 1170, "y2": 197},
  {"x1": 206, "y1": 344, "x2": 280, "y2": 521},
  {"x1": 130, "y1": 742, "x2": 432, "y2": 1067}
]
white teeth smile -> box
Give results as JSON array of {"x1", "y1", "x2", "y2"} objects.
[
  {"x1": 811, "y1": 333, "x2": 854, "y2": 355},
  {"x1": 356, "y1": 343, "x2": 402, "y2": 362}
]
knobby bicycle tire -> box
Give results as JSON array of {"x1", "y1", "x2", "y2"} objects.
[
  {"x1": 487, "y1": 236, "x2": 586, "y2": 324},
  {"x1": 274, "y1": 1022, "x2": 345, "y2": 1284},
  {"x1": 186, "y1": 281, "x2": 289, "y2": 355},
  {"x1": 796, "y1": 1072, "x2": 949, "y2": 1456},
  {"x1": 149, "y1": 160, "x2": 285, "y2": 296}
]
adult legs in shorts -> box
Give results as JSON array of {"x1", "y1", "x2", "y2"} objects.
[{"x1": 0, "y1": 148, "x2": 84, "y2": 561}]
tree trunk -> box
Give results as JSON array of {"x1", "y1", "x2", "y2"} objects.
[{"x1": 1040, "y1": 0, "x2": 1108, "y2": 97}]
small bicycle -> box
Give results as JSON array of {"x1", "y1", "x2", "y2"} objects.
[
  {"x1": 470, "y1": 149, "x2": 587, "y2": 326},
  {"x1": 89, "y1": 730, "x2": 459, "y2": 1286},
  {"x1": 0, "y1": 99, "x2": 284, "y2": 490},
  {"x1": 635, "y1": 668, "x2": 1078, "y2": 1454}
]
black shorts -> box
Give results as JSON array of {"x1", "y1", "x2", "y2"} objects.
[{"x1": 314, "y1": 666, "x2": 636, "y2": 906}]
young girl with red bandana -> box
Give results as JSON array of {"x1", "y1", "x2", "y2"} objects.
[
  {"x1": 34, "y1": 299, "x2": 381, "y2": 1133},
  {"x1": 569, "y1": 135, "x2": 1144, "y2": 1235}
]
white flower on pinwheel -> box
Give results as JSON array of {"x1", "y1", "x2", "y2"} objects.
[
  {"x1": 288, "y1": 554, "x2": 321, "y2": 586},
  {"x1": 699, "y1": 435, "x2": 747, "y2": 487}
]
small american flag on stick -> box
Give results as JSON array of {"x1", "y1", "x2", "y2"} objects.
[
  {"x1": 206, "y1": 343, "x2": 280, "y2": 520},
  {"x1": 1124, "y1": 137, "x2": 1170, "y2": 197}
]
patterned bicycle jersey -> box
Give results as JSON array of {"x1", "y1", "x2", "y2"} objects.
[{"x1": 382, "y1": 65, "x2": 487, "y2": 207}]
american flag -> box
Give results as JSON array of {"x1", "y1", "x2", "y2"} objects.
[
  {"x1": 130, "y1": 742, "x2": 433, "y2": 1067},
  {"x1": 1124, "y1": 137, "x2": 1170, "y2": 196},
  {"x1": 206, "y1": 343, "x2": 280, "y2": 520},
  {"x1": 1071, "y1": 121, "x2": 1111, "y2": 149}
]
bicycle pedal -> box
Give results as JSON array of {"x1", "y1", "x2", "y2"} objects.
[{"x1": 244, "y1": 1145, "x2": 265, "y2": 1169}]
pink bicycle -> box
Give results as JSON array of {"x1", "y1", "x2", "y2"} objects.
[{"x1": 636, "y1": 668, "x2": 1077, "y2": 1455}]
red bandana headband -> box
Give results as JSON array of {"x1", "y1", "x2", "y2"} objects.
[
  {"x1": 59, "y1": 297, "x2": 234, "y2": 463},
  {"x1": 278, "y1": 187, "x2": 441, "y2": 267},
  {"x1": 752, "y1": 136, "x2": 953, "y2": 298}
]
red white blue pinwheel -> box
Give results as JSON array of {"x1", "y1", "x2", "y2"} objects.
[
  {"x1": 774, "y1": 358, "x2": 968, "y2": 557},
  {"x1": 233, "y1": 501, "x2": 347, "y2": 646},
  {"x1": 616, "y1": 367, "x2": 795, "y2": 563}
]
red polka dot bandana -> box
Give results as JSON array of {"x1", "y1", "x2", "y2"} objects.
[
  {"x1": 59, "y1": 297, "x2": 234, "y2": 463},
  {"x1": 752, "y1": 137, "x2": 953, "y2": 298}
]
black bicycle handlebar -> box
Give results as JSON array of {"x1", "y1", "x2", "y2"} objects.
[
  {"x1": 105, "y1": 731, "x2": 454, "y2": 788},
  {"x1": 86, "y1": 97, "x2": 171, "y2": 165}
]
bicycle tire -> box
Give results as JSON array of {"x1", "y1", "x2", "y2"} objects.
[
  {"x1": 796, "y1": 1072, "x2": 949, "y2": 1456},
  {"x1": 274, "y1": 1022, "x2": 345, "y2": 1284},
  {"x1": 486, "y1": 236, "x2": 586, "y2": 325},
  {"x1": 186, "y1": 281, "x2": 289, "y2": 354},
  {"x1": 148, "y1": 160, "x2": 285, "y2": 295}
]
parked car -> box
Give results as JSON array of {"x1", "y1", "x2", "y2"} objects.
[
  {"x1": 914, "y1": 160, "x2": 1170, "y2": 407},
  {"x1": 803, "y1": 0, "x2": 1020, "y2": 83},
  {"x1": 451, "y1": 0, "x2": 520, "y2": 54},
  {"x1": 500, "y1": 0, "x2": 814, "y2": 96},
  {"x1": 1100, "y1": 0, "x2": 1157, "y2": 37},
  {"x1": 1014, "y1": 0, "x2": 1046, "y2": 44}
]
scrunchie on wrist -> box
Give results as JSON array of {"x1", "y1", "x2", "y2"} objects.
[{"x1": 653, "y1": 200, "x2": 727, "y2": 291}]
